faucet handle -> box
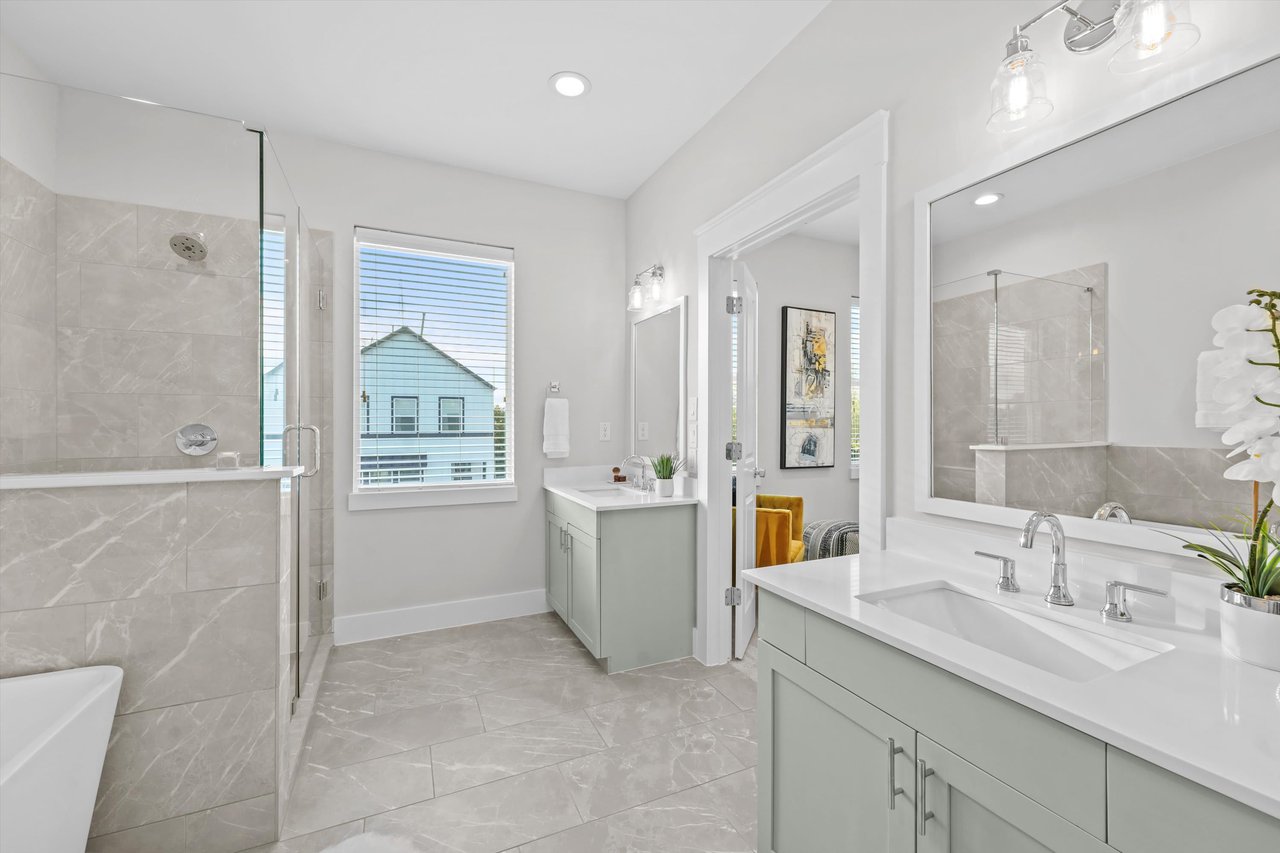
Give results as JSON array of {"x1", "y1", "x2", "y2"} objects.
[
  {"x1": 1100, "y1": 580, "x2": 1167, "y2": 622},
  {"x1": 975, "y1": 551, "x2": 1020, "y2": 593}
]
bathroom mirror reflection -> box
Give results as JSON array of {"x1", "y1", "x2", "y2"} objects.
[
  {"x1": 928, "y1": 58, "x2": 1280, "y2": 532},
  {"x1": 631, "y1": 297, "x2": 686, "y2": 461}
]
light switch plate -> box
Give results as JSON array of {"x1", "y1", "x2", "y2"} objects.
[
  {"x1": 638, "y1": 422, "x2": 649, "y2": 440},
  {"x1": 599, "y1": 422, "x2": 612, "y2": 441}
]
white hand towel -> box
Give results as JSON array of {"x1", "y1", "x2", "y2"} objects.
[
  {"x1": 1196, "y1": 350, "x2": 1234, "y2": 430},
  {"x1": 543, "y1": 397, "x2": 570, "y2": 458}
]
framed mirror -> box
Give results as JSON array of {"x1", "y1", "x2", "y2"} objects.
[
  {"x1": 631, "y1": 296, "x2": 687, "y2": 462},
  {"x1": 916, "y1": 58, "x2": 1280, "y2": 553}
]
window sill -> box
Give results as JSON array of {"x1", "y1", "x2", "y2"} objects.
[{"x1": 348, "y1": 483, "x2": 518, "y2": 511}]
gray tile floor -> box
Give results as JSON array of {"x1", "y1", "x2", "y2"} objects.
[{"x1": 252, "y1": 612, "x2": 758, "y2": 853}]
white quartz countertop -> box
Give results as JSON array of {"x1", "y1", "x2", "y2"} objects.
[
  {"x1": 744, "y1": 551, "x2": 1280, "y2": 819},
  {"x1": 0, "y1": 466, "x2": 305, "y2": 490},
  {"x1": 543, "y1": 466, "x2": 698, "y2": 512}
]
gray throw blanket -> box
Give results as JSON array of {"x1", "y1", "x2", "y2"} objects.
[{"x1": 802, "y1": 520, "x2": 860, "y2": 560}]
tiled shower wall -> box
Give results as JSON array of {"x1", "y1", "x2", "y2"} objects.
[
  {"x1": 0, "y1": 157, "x2": 260, "y2": 475},
  {"x1": 974, "y1": 444, "x2": 1251, "y2": 528},
  {"x1": 0, "y1": 479, "x2": 283, "y2": 849},
  {"x1": 305, "y1": 228, "x2": 334, "y2": 638},
  {"x1": 933, "y1": 263, "x2": 1107, "y2": 501}
]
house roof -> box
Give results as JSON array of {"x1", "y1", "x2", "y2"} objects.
[{"x1": 360, "y1": 326, "x2": 496, "y2": 390}]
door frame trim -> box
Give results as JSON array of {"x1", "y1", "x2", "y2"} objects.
[{"x1": 694, "y1": 111, "x2": 889, "y2": 664}]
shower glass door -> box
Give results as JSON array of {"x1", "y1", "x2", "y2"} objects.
[{"x1": 261, "y1": 135, "x2": 308, "y2": 711}]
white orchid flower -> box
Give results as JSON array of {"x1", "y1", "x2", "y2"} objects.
[
  {"x1": 1222, "y1": 416, "x2": 1280, "y2": 448},
  {"x1": 1212, "y1": 304, "x2": 1273, "y2": 334}
]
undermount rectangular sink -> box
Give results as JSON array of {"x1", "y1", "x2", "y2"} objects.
[
  {"x1": 576, "y1": 486, "x2": 626, "y2": 495},
  {"x1": 858, "y1": 582, "x2": 1171, "y2": 682}
]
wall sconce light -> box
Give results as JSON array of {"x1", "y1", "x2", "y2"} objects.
[
  {"x1": 986, "y1": 0, "x2": 1201, "y2": 134},
  {"x1": 627, "y1": 264, "x2": 665, "y2": 311}
]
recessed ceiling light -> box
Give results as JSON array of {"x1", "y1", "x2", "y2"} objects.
[
  {"x1": 973, "y1": 192, "x2": 1004, "y2": 206},
  {"x1": 549, "y1": 71, "x2": 591, "y2": 98}
]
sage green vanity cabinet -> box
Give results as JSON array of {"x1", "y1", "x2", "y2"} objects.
[
  {"x1": 545, "y1": 511, "x2": 569, "y2": 620},
  {"x1": 758, "y1": 641, "x2": 916, "y2": 852},
  {"x1": 1106, "y1": 749, "x2": 1280, "y2": 853},
  {"x1": 544, "y1": 490, "x2": 695, "y2": 673},
  {"x1": 757, "y1": 589, "x2": 1280, "y2": 853},
  {"x1": 916, "y1": 736, "x2": 1109, "y2": 853}
]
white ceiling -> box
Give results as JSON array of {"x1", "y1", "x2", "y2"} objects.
[{"x1": 0, "y1": 0, "x2": 828, "y2": 198}]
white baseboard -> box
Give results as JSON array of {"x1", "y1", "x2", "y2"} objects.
[{"x1": 333, "y1": 588, "x2": 550, "y2": 646}]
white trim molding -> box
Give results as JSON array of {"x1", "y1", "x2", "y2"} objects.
[
  {"x1": 694, "y1": 111, "x2": 889, "y2": 666},
  {"x1": 913, "y1": 55, "x2": 1280, "y2": 559},
  {"x1": 334, "y1": 586, "x2": 548, "y2": 645}
]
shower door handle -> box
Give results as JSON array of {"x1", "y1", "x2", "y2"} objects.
[
  {"x1": 282, "y1": 424, "x2": 321, "y2": 477},
  {"x1": 299, "y1": 424, "x2": 320, "y2": 478}
]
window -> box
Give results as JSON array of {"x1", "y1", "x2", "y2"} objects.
[
  {"x1": 850, "y1": 298, "x2": 861, "y2": 474},
  {"x1": 439, "y1": 397, "x2": 464, "y2": 433},
  {"x1": 260, "y1": 227, "x2": 286, "y2": 467},
  {"x1": 355, "y1": 228, "x2": 514, "y2": 501},
  {"x1": 391, "y1": 396, "x2": 419, "y2": 433}
]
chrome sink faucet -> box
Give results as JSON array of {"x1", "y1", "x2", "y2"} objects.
[
  {"x1": 621, "y1": 455, "x2": 650, "y2": 491},
  {"x1": 1019, "y1": 511, "x2": 1074, "y2": 606}
]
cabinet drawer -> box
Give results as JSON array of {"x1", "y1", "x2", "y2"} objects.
[
  {"x1": 758, "y1": 590, "x2": 805, "y2": 663},
  {"x1": 1107, "y1": 748, "x2": 1280, "y2": 853},
  {"x1": 805, "y1": 610, "x2": 1106, "y2": 839},
  {"x1": 545, "y1": 490, "x2": 598, "y2": 538}
]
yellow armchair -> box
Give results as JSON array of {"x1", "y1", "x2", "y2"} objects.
[{"x1": 731, "y1": 495, "x2": 806, "y2": 569}]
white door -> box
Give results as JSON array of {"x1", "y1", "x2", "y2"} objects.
[{"x1": 733, "y1": 260, "x2": 761, "y2": 659}]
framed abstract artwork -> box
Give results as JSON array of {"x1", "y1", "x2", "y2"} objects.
[{"x1": 781, "y1": 306, "x2": 836, "y2": 469}]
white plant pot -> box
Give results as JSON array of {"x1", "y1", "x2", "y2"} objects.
[
  {"x1": 655, "y1": 478, "x2": 675, "y2": 498},
  {"x1": 1219, "y1": 584, "x2": 1280, "y2": 672}
]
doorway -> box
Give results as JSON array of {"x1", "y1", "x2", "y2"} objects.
[{"x1": 694, "y1": 112, "x2": 888, "y2": 665}]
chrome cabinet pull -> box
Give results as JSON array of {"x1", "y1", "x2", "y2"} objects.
[
  {"x1": 887, "y1": 738, "x2": 905, "y2": 809},
  {"x1": 917, "y1": 759, "x2": 935, "y2": 836}
]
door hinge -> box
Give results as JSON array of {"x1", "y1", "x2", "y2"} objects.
[
  {"x1": 724, "y1": 587, "x2": 743, "y2": 606},
  {"x1": 316, "y1": 579, "x2": 328, "y2": 601},
  {"x1": 725, "y1": 441, "x2": 742, "y2": 462},
  {"x1": 726, "y1": 295, "x2": 743, "y2": 314},
  {"x1": 316, "y1": 289, "x2": 328, "y2": 311}
]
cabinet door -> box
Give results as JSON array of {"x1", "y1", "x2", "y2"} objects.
[
  {"x1": 567, "y1": 524, "x2": 601, "y2": 657},
  {"x1": 758, "y1": 641, "x2": 916, "y2": 853},
  {"x1": 915, "y1": 736, "x2": 1110, "y2": 853},
  {"x1": 545, "y1": 512, "x2": 568, "y2": 619}
]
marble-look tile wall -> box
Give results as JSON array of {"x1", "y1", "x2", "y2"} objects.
[
  {"x1": 972, "y1": 444, "x2": 1250, "y2": 529},
  {"x1": 305, "y1": 228, "x2": 334, "y2": 639},
  {"x1": 0, "y1": 159, "x2": 58, "y2": 472},
  {"x1": 0, "y1": 479, "x2": 283, "y2": 848},
  {"x1": 975, "y1": 445, "x2": 1107, "y2": 518},
  {"x1": 1107, "y1": 445, "x2": 1252, "y2": 529},
  {"x1": 0, "y1": 156, "x2": 261, "y2": 474},
  {"x1": 933, "y1": 264, "x2": 1107, "y2": 501}
]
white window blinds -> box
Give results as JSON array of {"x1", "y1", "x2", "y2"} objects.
[
  {"x1": 850, "y1": 299, "x2": 861, "y2": 467},
  {"x1": 355, "y1": 228, "x2": 514, "y2": 490}
]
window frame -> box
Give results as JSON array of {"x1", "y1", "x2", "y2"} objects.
[
  {"x1": 391, "y1": 395, "x2": 420, "y2": 434},
  {"x1": 349, "y1": 227, "x2": 517, "y2": 511},
  {"x1": 438, "y1": 396, "x2": 465, "y2": 434}
]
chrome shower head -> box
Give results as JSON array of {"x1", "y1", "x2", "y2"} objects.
[{"x1": 169, "y1": 232, "x2": 208, "y2": 262}]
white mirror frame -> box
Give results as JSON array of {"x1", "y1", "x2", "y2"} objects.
[
  {"x1": 629, "y1": 295, "x2": 688, "y2": 462},
  {"x1": 913, "y1": 52, "x2": 1278, "y2": 559}
]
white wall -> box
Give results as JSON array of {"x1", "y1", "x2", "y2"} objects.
[
  {"x1": 271, "y1": 131, "x2": 627, "y2": 640},
  {"x1": 624, "y1": 0, "x2": 1280, "y2": 564},
  {"x1": 0, "y1": 34, "x2": 57, "y2": 186},
  {"x1": 740, "y1": 232, "x2": 859, "y2": 521},
  {"x1": 934, "y1": 129, "x2": 1280, "y2": 450}
]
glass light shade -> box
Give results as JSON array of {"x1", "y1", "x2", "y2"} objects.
[
  {"x1": 986, "y1": 48, "x2": 1053, "y2": 133},
  {"x1": 646, "y1": 271, "x2": 663, "y2": 302},
  {"x1": 1109, "y1": 0, "x2": 1200, "y2": 75},
  {"x1": 627, "y1": 280, "x2": 645, "y2": 311}
]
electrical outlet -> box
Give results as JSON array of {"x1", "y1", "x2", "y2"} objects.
[
  {"x1": 599, "y1": 422, "x2": 612, "y2": 441},
  {"x1": 638, "y1": 422, "x2": 650, "y2": 441}
]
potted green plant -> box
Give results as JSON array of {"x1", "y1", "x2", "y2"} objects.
[
  {"x1": 648, "y1": 453, "x2": 684, "y2": 498},
  {"x1": 1189, "y1": 289, "x2": 1280, "y2": 670}
]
